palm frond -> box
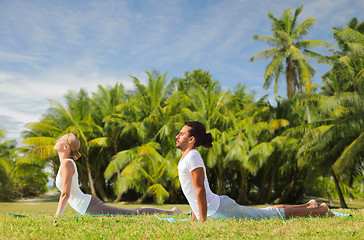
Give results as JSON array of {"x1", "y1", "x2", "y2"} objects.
[
  {"x1": 88, "y1": 137, "x2": 109, "y2": 147},
  {"x1": 23, "y1": 145, "x2": 57, "y2": 160},
  {"x1": 333, "y1": 132, "x2": 364, "y2": 175},
  {"x1": 147, "y1": 184, "x2": 169, "y2": 205},
  {"x1": 0, "y1": 157, "x2": 12, "y2": 174},
  {"x1": 269, "y1": 119, "x2": 289, "y2": 131},
  {"x1": 247, "y1": 142, "x2": 275, "y2": 173},
  {"x1": 303, "y1": 50, "x2": 333, "y2": 65},
  {"x1": 264, "y1": 54, "x2": 285, "y2": 91},
  {"x1": 286, "y1": 46, "x2": 305, "y2": 60},
  {"x1": 250, "y1": 48, "x2": 280, "y2": 62},
  {"x1": 251, "y1": 35, "x2": 280, "y2": 47},
  {"x1": 22, "y1": 137, "x2": 56, "y2": 146},
  {"x1": 293, "y1": 17, "x2": 315, "y2": 39}
]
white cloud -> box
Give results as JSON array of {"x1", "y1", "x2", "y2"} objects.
[
  {"x1": 0, "y1": 0, "x2": 363, "y2": 144},
  {"x1": 0, "y1": 51, "x2": 43, "y2": 63},
  {"x1": 0, "y1": 67, "x2": 138, "y2": 141}
]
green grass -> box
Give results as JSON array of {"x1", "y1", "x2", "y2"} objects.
[{"x1": 1, "y1": 202, "x2": 363, "y2": 239}]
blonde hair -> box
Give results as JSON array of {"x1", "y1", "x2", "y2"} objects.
[{"x1": 65, "y1": 133, "x2": 82, "y2": 160}]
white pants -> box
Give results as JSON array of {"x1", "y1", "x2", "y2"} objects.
[{"x1": 210, "y1": 195, "x2": 286, "y2": 220}]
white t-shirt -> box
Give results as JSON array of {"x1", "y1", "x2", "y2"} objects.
[
  {"x1": 177, "y1": 149, "x2": 220, "y2": 220},
  {"x1": 56, "y1": 159, "x2": 92, "y2": 215}
]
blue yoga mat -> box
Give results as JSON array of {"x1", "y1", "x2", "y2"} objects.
[
  {"x1": 332, "y1": 211, "x2": 353, "y2": 217},
  {"x1": 8, "y1": 211, "x2": 352, "y2": 220},
  {"x1": 154, "y1": 211, "x2": 353, "y2": 222},
  {"x1": 7, "y1": 212, "x2": 134, "y2": 218}
]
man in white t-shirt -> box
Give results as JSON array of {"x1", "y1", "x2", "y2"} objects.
[{"x1": 176, "y1": 121, "x2": 334, "y2": 222}]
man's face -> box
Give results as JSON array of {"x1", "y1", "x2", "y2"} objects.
[{"x1": 176, "y1": 125, "x2": 193, "y2": 151}]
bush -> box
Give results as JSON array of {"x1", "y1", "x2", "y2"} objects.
[{"x1": 12, "y1": 166, "x2": 49, "y2": 199}]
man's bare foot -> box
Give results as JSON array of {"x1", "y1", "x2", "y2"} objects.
[
  {"x1": 327, "y1": 210, "x2": 335, "y2": 217},
  {"x1": 308, "y1": 199, "x2": 318, "y2": 208},
  {"x1": 318, "y1": 203, "x2": 335, "y2": 217},
  {"x1": 171, "y1": 207, "x2": 181, "y2": 215}
]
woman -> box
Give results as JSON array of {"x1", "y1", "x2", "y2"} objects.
[{"x1": 54, "y1": 133, "x2": 180, "y2": 217}]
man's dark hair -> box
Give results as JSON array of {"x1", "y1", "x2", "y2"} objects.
[{"x1": 185, "y1": 121, "x2": 213, "y2": 148}]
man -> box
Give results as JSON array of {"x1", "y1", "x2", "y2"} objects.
[{"x1": 176, "y1": 121, "x2": 334, "y2": 222}]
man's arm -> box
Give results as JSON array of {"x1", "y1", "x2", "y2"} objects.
[{"x1": 190, "y1": 167, "x2": 207, "y2": 222}]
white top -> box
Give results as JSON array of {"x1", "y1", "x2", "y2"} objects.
[
  {"x1": 177, "y1": 149, "x2": 220, "y2": 220},
  {"x1": 56, "y1": 159, "x2": 92, "y2": 215}
]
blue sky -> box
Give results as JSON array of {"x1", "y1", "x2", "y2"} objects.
[{"x1": 0, "y1": 0, "x2": 363, "y2": 142}]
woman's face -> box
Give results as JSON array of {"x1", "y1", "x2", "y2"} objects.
[{"x1": 54, "y1": 135, "x2": 69, "y2": 152}]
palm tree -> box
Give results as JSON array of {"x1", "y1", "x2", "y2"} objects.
[
  {"x1": 304, "y1": 18, "x2": 364, "y2": 208},
  {"x1": 298, "y1": 92, "x2": 364, "y2": 208},
  {"x1": 250, "y1": 4, "x2": 334, "y2": 99},
  {"x1": 174, "y1": 69, "x2": 213, "y2": 90},
  {"x1": 178, "y1": 80, "x2": 234, "y2": 130},
  {"x1": 23, "y1": 89, "x2": 102, "y2": 198},
  {"x1": 89, "y1": 83, "x2": 129, "y2": 202},
  {"x1": 226, "y1": 105, "x2": 290, "y2": 204},
  {"x1": 175, "y1": 80, "x2": 236, "y2": 195},
  {"x1": 104, "y1": 71, "x2": 179, "y2": 202},
  {"x1": 0, "y1": 132, "x2": 17, "y2": 201},
  {"x1": 322, "y1": 18, "x2": 364, "y2": 95},
  {"x1": 55, "y1": 90, "x2": 101, "y2": 197},
  {"x1": 124, "y1": 70, "x2": 174, "y2": 143},
  {"x1": 104, "y1": 142, "x2": 172, "y2": 204}
]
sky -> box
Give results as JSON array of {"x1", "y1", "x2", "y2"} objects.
[{"x1": 0, "y1": 0, "x2": 363, "y2": 144}]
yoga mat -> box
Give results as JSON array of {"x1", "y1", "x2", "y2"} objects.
[
  {"x1": 9, "y1": 211, "x2": 352, "y2": 220},
  {"x1": 154, "y1": 215, "x2": 190, "y2": 222},
  {"x1": 155, "y1": 211, "x2": 353, "y2": 222},
  {"x1": 7, "y1": 212, "x2": 27, "y2": 218},
  {"x1": 332, "y1": 211, "x2": 353, "y2": 217},
  {"x1": 7, "y1": 212, "x2": 133, "y2": 218}
]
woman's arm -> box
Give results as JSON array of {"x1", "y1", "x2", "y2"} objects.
[
  {"x1": 55, "y1": 161, "x2": 75, "y2": 217},
  {"x1": 190, "y1": 167, "x2": 207, "y2": 222}
]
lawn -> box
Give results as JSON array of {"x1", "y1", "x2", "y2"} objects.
[{"x1": 0, "y1": 201, "x2": 363, "y2": 239}]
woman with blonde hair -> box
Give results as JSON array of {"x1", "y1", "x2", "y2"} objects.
[{"x1": 54, "y1": 133, "x2": 180, "y2": 217}]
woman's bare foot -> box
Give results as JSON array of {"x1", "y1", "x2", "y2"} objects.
[
  {"x1": 308, "y1": 199, "x2": 318, "y2": 208},
  {"x1": 171, "y1": 207, "x2": 181, "y2": 215}
]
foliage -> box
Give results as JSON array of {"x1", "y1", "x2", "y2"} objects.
[
  {"x1": 12, "y1": 162, "x2": 49, "y2": 198},
  {"x1": 0, "y1": 132, "x2": 48, "y2": 201},
  {"x1": 250, "y1": 4, "x2": 334, "y2": 99},
  {"x1": 0, "y1": 134, "x2": 17, "y2": 201},
  {"x1": 3, "y1": 9, "x2": 363, "y2": 206}
]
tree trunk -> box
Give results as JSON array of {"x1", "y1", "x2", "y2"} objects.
[
  {"x1": 286, "y1": 58, "x2": 297, "y2": 99},
  {"x1": 216, "y1": 164, "x2": 226, "y2": 195},
  {"x1": 326, "y1": 188, "x2": 334, "y2": 206},
  {"x1": 331, "y1": 167, "x2": 348, "y2": 208},
  {"x1": 257, "y1": 168, "x2": 268, "y2": 204},
  {"x1": 266, "y1": 171, "x2": 275, "y2": 203},
  {"x1": 273, "y1": 177, "x2": 295, "y2": 204},
  {"x1": 136, "y1": 192, "x2": 148, "y2": 204},
  {"x1": 94, "y1": 172, "x2": 110, "y2": 202},
  {"x1": 237, "y1": 168, "x2": 250, "y2": 204},
  {"x1": 112, "y1": 140, "x2": 123, "y2": 202},
  {"x1": 85, "y1": 157, "x2": 97, "y2": 196},
  {"x1": 113, "y1": 170, "x2": 123, "y2": 203},
  {"x1": 273, "y1": 167, "x2": 297, "y2": 204},
  {"x1": 305, "y1": 104, "x2": 312, "y2": 123}
]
